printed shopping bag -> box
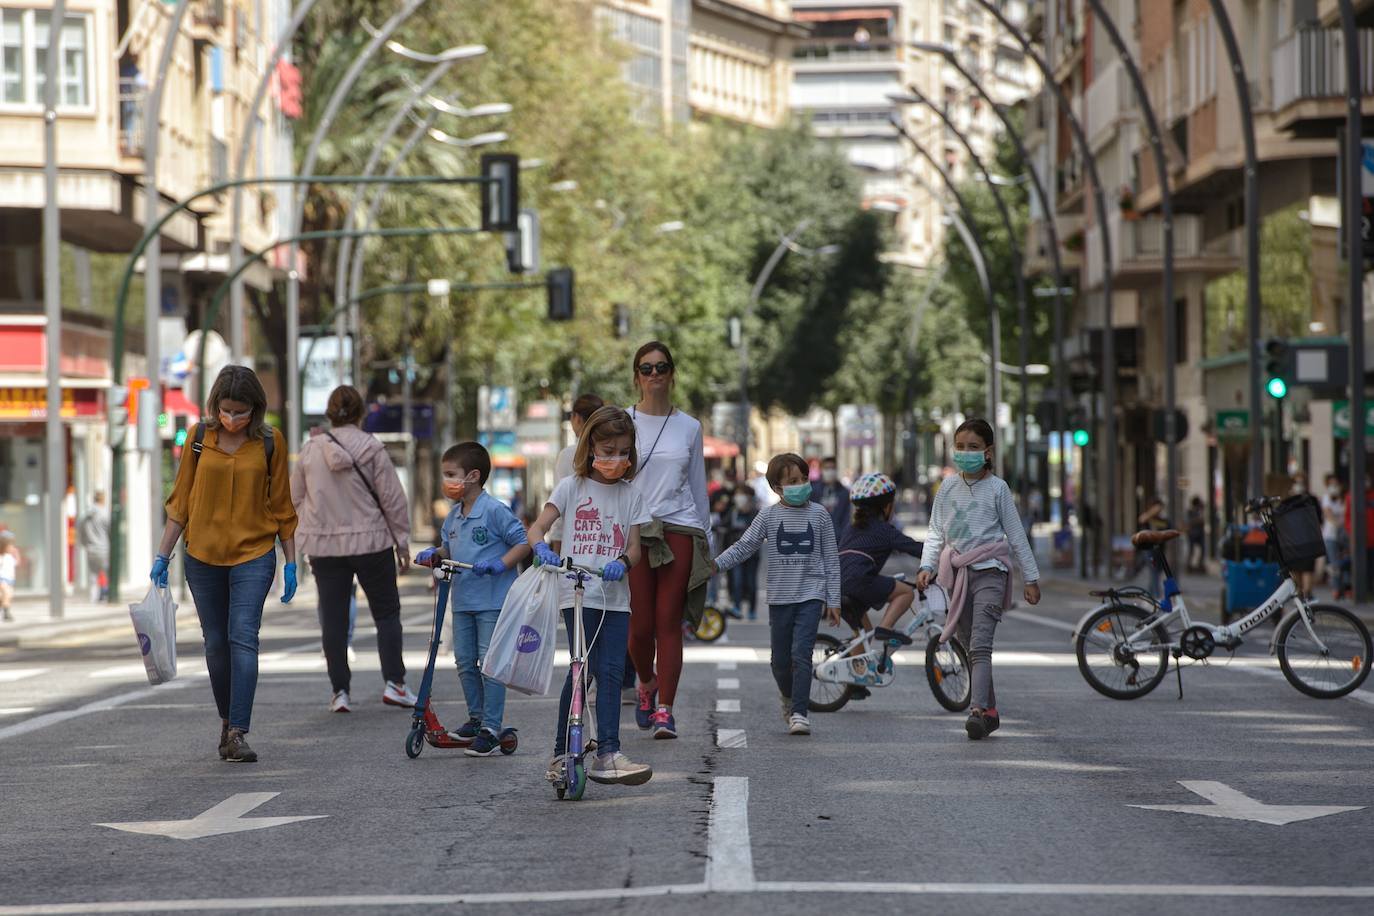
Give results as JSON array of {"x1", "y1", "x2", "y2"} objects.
[
  {"x1": 128, "y1": 584, "x2": 178, "y2": 685},
  {"x1": 483, "y1": 565, "x2": 561, "y2": 695}
]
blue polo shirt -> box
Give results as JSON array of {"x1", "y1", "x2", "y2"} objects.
[{"x1": 442, "y1": 490, "x2": 529, "y2": 612}]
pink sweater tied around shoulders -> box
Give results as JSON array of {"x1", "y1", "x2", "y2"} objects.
[{"x1": 936, "y1": 540, "x2": 1013, "y2": 643}]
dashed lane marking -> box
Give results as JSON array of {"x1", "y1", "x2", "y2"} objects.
[
  {"x1": 0, "y1": 667, "x2": 48, "y2": 683},
  {"x1": 0, "y1": 707, "x2": 36, "y2": 716},
  {"x1": 717, "y1": 661, "x2": 738, "y2": 671},
  {"x1": 962, "y1": 759, "x2": 1130, "y2": 773},
  {"x1": 716, "y1": 728, "x2": 747, "y2": 749},
  {"x1": 716, "y1": 699, "x2": 740, "y2": 713},
  {"x1": 717, "y1": 678, "x2": 739, "y2": 690},
  {"x1": 706, "y1": 777, "x2": 754, "y2": 891}
]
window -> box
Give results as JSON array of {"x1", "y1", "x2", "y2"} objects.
[{"x1": 0, "y1": 8, "x2": 90, "y2": 109}]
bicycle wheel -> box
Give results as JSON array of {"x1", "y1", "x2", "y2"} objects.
[
  {"x1": 694, "y1": 606, "x2": 726, "y2": 642},
  {"x1": 1074, "y1": 604, "x2": 1170, "y2": 700},
  {"x1": 1277, "y1": 603, "x2": 1373, "y2": 699},
  {"x1": 809, "y1": 633, "x2": 854, "y2": 713},
  {"x1": 924, "y1": 634, "x2": 971, "y2": 712}
]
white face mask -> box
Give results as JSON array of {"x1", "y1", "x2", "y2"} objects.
[
  {"x1": 821, "y1": 469, "x2": 838, "y2": 484},
  {"x1": 1329, "y1": 486, "x2": 1341, "y2": 498},
  {"x1": 733, "y1": 493, "x2": 752, "y2": 510}
]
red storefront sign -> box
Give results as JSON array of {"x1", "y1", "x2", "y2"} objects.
[{"x1": 0, "y1": 387, "x2": 104, "y2": 420}]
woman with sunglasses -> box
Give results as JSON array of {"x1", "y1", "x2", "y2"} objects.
[
  {"x1": 626, "y1": 341, "x2": 713, "y2": 739},
  {"x1": 154, "y1": 365, "x2": 298, "y2": 763}
]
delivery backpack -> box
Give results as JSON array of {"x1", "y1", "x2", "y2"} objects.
[{"x1": 191, "y1": 423, "x2": 274, "y2": 500}]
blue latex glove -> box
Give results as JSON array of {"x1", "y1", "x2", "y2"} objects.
[
  {"x1": 602, "y1": 559, "x2": 626, "y2": 583},
  {"x1": 533, "y1": 543, "x2": 560, "y2": 567},
  {"x1": 150, "y1": 554, "x2": 170, "y2": 589},
  {"x1": 473, "y1": 559, "x2": 506, "y2": 577},
  {"x1": 415, "y1": 547, "x2": 440, "y2": 568},
  {"x1": 280, "y1": 562, "x2": 297, "y2": 604}
]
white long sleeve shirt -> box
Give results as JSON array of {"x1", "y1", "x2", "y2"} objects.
[
  {"x1": 628, "y1": 407, "x2": 710, "y2": 533},
  {"x1": 919, "y1": 473, "x2": 1040, "y2": 581}
]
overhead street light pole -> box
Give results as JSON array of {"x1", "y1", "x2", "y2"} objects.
[
  {"x1": 42, "y1": 0, "x2": 67, "y2": 617},
  {"x1": 891, "y1": 85, "x2": 1032, "y2": 507},
  {"x1": 970, "y1": 0, "x2": 1116, "y2": 574}
]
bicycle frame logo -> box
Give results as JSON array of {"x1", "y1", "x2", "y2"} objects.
[{"x1": 517, "y1": 626, "x2": 542, "y2": 653}]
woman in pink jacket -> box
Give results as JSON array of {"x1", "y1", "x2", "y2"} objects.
[{"x1": 292, "y1": 385, "x2": 415, "y2": 713}]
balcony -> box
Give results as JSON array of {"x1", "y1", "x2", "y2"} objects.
[
  {"x1": 791, "y1": 40, "x2": 901, "y2": 72},
  {"x1": 1085, "y1": 58, "x2": 1134, "y2": 153},
  {"x1": 1023, "y1": 212, "x2": 1082, "y2": 278},
  {"x1": 1271, "y1": 27, "x2": 1374, "y2": 136},
  {"x1": 1087, "y1": 212, "x2": 1243, "y2": 291}
]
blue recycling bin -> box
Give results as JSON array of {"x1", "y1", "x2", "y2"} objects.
[{"x1": 1220, "y1": 558, "x2": 1281, "y2": 624}]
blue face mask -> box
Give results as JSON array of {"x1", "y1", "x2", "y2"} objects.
[
  {"x1": 781, "y1": 483, "x2": 813, "y2": 506},
  {"x1": 953, "y1": 449, "x2": 988, "y2": 474}
]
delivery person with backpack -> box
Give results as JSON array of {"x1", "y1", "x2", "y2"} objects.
[{"x1": 153, "y1": 365, "x2": 298, "y2": 763}]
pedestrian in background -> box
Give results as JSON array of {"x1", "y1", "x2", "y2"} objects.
[
  {"x1": 155, "y1": 365, "x2": 297, "y2": 764},
  {"x1": 1185, "y1": 495, "x2": 1206, "y2": 573},
  {"x1": 78, "y1": 491, "x2": 110, "y2": 602},
  {"x1": 1321, "y1": 473, "x2": 1345, "y2": 593},
  {"x1": 555, "y1": 393, "x2": 605, "y2": 481},
  {"x1": 725, "y1": 488, "x2": 761, "y2": 619},
  {"x1": 293, "y1": 385, "x2": 415, "y2": 714},
  {"x1": 626, "y1": 341, "x2": 712, "y2": 742},
  {"x1": 1288, "y1": 472, "x2": 1318, "y2": 600},
  {"x1": 0, "y1": 530, "x2": 17, "y2": 622},
  {"x1": 810, "y1": 455, "x2": 851, "y2": 536},
  {"x1": 713, "y1": 452, "x2": 841, "y2": 737},
  {"x1": 416, "y1": 442, "x2": 531, "y2": 757},
  {"x1": 1134, "y1": 497, "x2": 1170, "y2": 598}
]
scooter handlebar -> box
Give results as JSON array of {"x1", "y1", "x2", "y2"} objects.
[{"x1": 533, "y1": 557, "x2": 608, "y2": 579}]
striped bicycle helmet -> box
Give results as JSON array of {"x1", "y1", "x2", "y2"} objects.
[{"x1": 850, "y1": 472, "x2": 897, "y2": 502}]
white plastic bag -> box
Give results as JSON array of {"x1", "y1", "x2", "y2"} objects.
[
  {"x1": 483, "y1": 565, "x2": 561, "y2": 696},
  {"x1": 129, "y1": 584, "x2": 178, "y2": 685}
]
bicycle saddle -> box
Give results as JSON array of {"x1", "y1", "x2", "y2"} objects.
[{"x1": 1131, "y1": 529, "x2": 1181, "y2": 548}]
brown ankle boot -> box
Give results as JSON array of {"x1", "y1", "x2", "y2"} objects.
[
  {"x1": 218, "y1": 721, "x2": 230, "y2": 760},
  {"x1": 223, "y1": 728, "x2": 258, "y2": 763}
]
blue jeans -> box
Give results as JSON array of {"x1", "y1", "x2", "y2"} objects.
[
  {"x1": 769, "y1": 599, "x2": 823, "y2": 716},
  {"x1": 184, "y1": 549, "x2": 276, "y2": 732},
  {"x1": 554, "y1": 606, "x2": 629, "y2": 757},
  {"x1": 453, "y1": 608, "x2": 506, "y2": 732},
  {"x1": 730, "y1": 557, "x2": 760, "y2": 615}
]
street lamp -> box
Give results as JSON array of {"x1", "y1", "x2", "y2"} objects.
[
  {"x1": 911, "y1": 39, "x2": 1075, "y2": 540},
  {"x1": 738, "y1": 220, "x2": 838, "y2": 468},
  {"x1": 426, "y1": 128, "x2": 510, "y2": 148},
  {"x1": 888, "y1": 85, "x2": 1032, "y2": 507},
  {"x1": 966, "y1": 0, "x2": 1119, "y2": 575}
]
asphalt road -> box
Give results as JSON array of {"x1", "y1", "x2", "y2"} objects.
[{"x1": 3, "y1": 563, "x2": 1374, "y2": 916}]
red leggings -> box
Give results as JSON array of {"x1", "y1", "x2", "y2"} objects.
[{"x1": 628, "y1": 531, "x2": 693, "y2": 706}]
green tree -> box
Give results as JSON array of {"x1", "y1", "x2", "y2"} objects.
[{"x1": 1205, "y1": 203, "x2": 1312, "y2": 357}]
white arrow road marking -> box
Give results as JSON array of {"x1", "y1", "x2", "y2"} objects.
[
  {"x1": 96, "y1": 793, "x2": 328, "y2": 840},
  {"x1": 1130, "y1": 781, "x2": 1366, "y2": 826},
  {"x1": 707, "y1": 777, "x2": 755, "y2": 891},
  {"x1": 717, "y1": 728, "x2": 747, "y2": 749}
]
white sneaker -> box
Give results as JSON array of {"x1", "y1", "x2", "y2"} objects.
[
  {"x1": 588, "y1": 751, "x2": 653, "y2": 786},
  {"x1": 788, "y1": 713, "x2": 811, "y2": 736},
  {"x1": 330, "y1": 690, "x2": 352, "y2": 713},
  {"x1": 347, "y1": 646, "x2": 357, "y2": 663},
  {"x1": 382, "y1": 681, "x2": 418, "y2": 708}
]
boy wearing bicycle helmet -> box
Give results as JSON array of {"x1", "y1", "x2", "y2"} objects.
[{"x1": 839, "y1": 473, "x2": 923, "y2": 642}]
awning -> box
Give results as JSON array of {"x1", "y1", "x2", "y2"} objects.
[
  {"x1": 162, "y1": 385, "x2": 201, "y2": 420},
  {"x1": 794, "y1": 8, "x2": 895, "y2": 23},
  {"x1": 703, "y1": 436, "x2": 740, "y2": 459}
]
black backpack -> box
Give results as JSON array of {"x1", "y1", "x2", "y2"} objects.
[{"x1": 191, "y1": 422, "x2": 275, "y2": 502}]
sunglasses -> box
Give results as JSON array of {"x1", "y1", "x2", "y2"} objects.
[{"x1": 637, "y1": 362, "x2": 674, "y2": 377}]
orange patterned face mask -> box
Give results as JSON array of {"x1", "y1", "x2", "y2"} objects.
[
  {"x1": 219, "y1": 410, "x2": 251, "y2": 433},
  {"x1": 442, "y1": 480, "x2": 467, "y2": 502},
  {"x1": 592, "y1": 456, "x2": 630, "y2": 480}
]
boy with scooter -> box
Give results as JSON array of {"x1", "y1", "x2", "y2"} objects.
[{"x1": 416, "y1": 442, "x2": 531, "y2": 756}]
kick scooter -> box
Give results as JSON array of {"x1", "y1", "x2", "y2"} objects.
[{"x1": 404, "y1": 558, "x2": 519, "y2": 759}]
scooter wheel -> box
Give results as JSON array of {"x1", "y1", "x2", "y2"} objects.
[
  {"x1": 404, "y1": 726, "x2": 425, "y2": 759},
  {"x1": 567, "y1": 760, "x2": 588, "y2": 801},
  {"x1": 499, "y1": 728, "x2": 519, "y2": 756}
]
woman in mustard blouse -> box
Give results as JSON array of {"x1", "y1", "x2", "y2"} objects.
[{"x1": 153, "y1": 366, "x2": 298, "y2": 763}]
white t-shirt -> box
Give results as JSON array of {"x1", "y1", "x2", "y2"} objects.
[
  {"x1": 547, "y1": 475, "x2": 650, "y2": 613},
  {"x1": 627, "y1": 407, "x2": 710, "y2": 531},
  {"x1": 0, "y1": 551, "x2": 16, "y2": 582},
  {"x1": 554, "y1": 445, "x2": 576, "y2": 483},
  {"x1": 1321, "y1": 492, "x2": 1343, "y2": 540}
]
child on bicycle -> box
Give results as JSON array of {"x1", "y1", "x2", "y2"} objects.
[
  {"x1": 838, "y1": 472, "x2": 924, "y2": 642},
  {"x1": 916, "y1": 418, "x2": 1039, "y2": 741},
  {"x1": 525, "y1": 406, "x2": 653, "y2": 786},
  {"x1": 712, "y1": 453, "x2": 841, "y2": 736}
]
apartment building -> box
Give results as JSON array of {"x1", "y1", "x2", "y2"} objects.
[
  {"x1": 1027, "y1": 0, "x2": 1372, "y2": 549},
  {"x1": 0, "y1": 0, "x2": 294, "y2": 595},
  {"x1": 792, "y1": 1, "x2": 1035, "y2": 269}
]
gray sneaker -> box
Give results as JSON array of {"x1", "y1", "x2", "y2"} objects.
[
  {"x1": 587, "y1": 751, "x2": 653, "y2": 786},
  {"x1": 788, "y1": 713, "x2": 811, "y2": 736}
]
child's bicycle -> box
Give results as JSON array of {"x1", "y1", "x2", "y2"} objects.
[
  {"x1": 1074, "y1": 497, "x2": 1373, "y2": 700},
  {"x1": 404, "y1": 559, "x2": 519, "y2": 759},
  {"x1": 810, "y1": 576, "x2": 972, "y2": 713}
]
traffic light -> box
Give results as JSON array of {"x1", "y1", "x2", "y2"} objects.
[
  {"x1": 612, "y1": 303, "x2": 630, "y2": 338},
  {"x1": 108, "y1": 384, "x2": 130, "y2": 449},
  {"x1": 1263, "y1": 337, "x2": 1289, "y2": 399},
  {"x1": 547, "y1": 267, "x2": 574, "y2": 321},
  {"x1": 172, "y1": 415, "x2": 190, "y2": 459},
  {"x1": 480, "y1": 153, "x2": 520, "y2": 233},
  {"x1": 1072, "y1": 428, "x2": 1091, "y2": 448}
]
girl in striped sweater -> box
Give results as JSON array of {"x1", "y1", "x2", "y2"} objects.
[{"x1": 915, "y1": 418, "x2": 1040, "y2": 740}]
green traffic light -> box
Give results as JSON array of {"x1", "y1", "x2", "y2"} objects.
[
  {"x1": 157, "y1": 412, "x2": 169, "y2": 428},
  {"x1": 174, "y1": 428, "x2": 188, "y2": 447},
  {"x1": 1266, "y1": 376, "x2": 1288, "y2": 399},
  {"x1": 1072, "y1": 429, "x2": 1090, "y2": 447}
]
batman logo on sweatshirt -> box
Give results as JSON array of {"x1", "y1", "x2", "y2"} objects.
[{"x1": 776, "y1": 522, "x2": 815, "y2": 556}]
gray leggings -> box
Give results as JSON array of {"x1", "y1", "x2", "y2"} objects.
[{"x1": 955, "y1": 567, "x2": 1007, "y2": 711}]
